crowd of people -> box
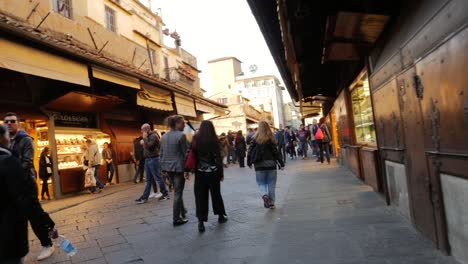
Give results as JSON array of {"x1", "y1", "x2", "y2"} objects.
[
  {"x1": 1, "y1": 109, "x2": 332, "y2": 263},
  {"x1": 274, "y1": 118, "x2": 333, "y2": 164}
]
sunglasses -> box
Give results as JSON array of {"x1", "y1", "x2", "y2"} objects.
[{"x1": 4, "y1": 120, "x2": 17, "y2": 124}]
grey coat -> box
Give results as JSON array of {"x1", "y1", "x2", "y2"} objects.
[{"x1": 160, "y1": 130, "x2": 188, "y2": 173}]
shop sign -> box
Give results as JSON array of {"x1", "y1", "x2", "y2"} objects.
[{"x1": 53, "y1": 112, "x2": 97, "y2": 128}]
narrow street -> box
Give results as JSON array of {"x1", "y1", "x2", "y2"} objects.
[{"x1": 25, "y1": 160, "x2": 457, "y2": 264}]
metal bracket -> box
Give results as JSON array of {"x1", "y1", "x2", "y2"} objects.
[
  {"x1": 429, "y1": 98, "x2": 441, "y2": 151},
  {"x1": 413, "y1": 74, "x2": 424, "y2": 99},
  {"x1": 398, "y1": 79, "x2": 406, "y2": 112}
]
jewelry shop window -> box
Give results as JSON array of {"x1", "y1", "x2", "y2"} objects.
[{"x1": 350, "y1": 75, "x2": 376, "y2": 145}]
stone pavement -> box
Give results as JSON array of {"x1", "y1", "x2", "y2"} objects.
[{"x1": 24, "y1": 159, "x2": 459, "y2": 264}]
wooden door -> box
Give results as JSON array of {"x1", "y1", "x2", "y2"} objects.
[{"x1": 397, "y1": 67, "x2": 437, "y2": 243}]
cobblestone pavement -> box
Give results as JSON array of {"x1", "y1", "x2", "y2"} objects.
[{"x1": 24, "y1": 159, "x2": 459, "y2": 264}]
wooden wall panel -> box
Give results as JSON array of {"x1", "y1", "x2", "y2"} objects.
[
  {"x1": 418, "y1": 28, "x2": 468, "y2": 153},
  {"x1": 370, "y1": 54, "x2": 402, "y2": 90},
  {"x1": 360, "y1": 148, "x2": 381, "y2": 192},
  {"x1": 397, "y1": 67, "x2": 437, "y2": 243},
  {"x1": 371, "y1": 79, "x2": 405, "y2": 151},
  {"x1": 348, "y1": 146, "x2": 361, "y2": 179},
  {"x1": 335, "y1": 90, "x2": 353, "y2": 146},
  {"x1": 401, "y1": 0, "x2": 468, "y2": 68}
]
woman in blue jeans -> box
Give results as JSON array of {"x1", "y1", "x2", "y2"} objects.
[{"x1": 247, "y1": 121, "x2": 285, "y2": 209}]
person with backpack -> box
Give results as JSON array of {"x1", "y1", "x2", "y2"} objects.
[
  {"x1": 247, "y1": 121, "x2": 285, "y2": 209},
  {"x1": 315, "y1": 117, "x2": 332, "y2": 164}
]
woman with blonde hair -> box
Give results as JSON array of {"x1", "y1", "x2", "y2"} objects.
[{"x1": 247, "y1": 121, "x2": 285, "y2": 209}]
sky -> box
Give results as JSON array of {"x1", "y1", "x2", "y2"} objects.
[{"x1": 149, "y1": 0, "x2": 290, "y2": 101}]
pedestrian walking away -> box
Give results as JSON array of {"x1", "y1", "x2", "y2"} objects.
[
  {"x1": 246, "y1": 128, "x2": 255, "y2": 145},
  {"x1": 0, "y1": 123, "x2": 59, "y2": 263},
  {"x1": 102, "y1": 142, "x2": 115, "y2": 185},
  {"x1": 227, "y1": 130, "x2": 237, "y2": 164},
  {"x1": 135, "y1": 124, "x2": 169, "y2": 204},
  {"x1": 286, "y1": 129, "x2": 297, "y2": 159},
  {"x1": 159, "y1": 115, "x2": 189, "y2": 226},
  {"x1": 296, "y1": 124, "x2": 310, "y2": 159},
  {"x1": 309, "y1": 119, "x2": 319, "y2": 157},
  {"x1": 219, "y1": 133, "x2": 229, "y2": 168},
  {"x1": 132, "y1": 136, "x2": 145, "y2": 183},
  {"x1": 235, "y1": 130, "x2": 247, "y2": 168},
  {"x1": 274, "y1": 125, "x2": 286, "y2": 163},
  {"x1": 3, "y1": 112, "x2": 56, "y2": 261},
  {"x1": 247, "y1": 121, "x2": 285, "y2": 209},
  {"x1": 39, "y1": 147, "x2": 53, "y2": 200},
  {"x1": 84, "y1": 139, "x2": 105, "y2": 194},
  {"x1": 315, "y1": 117, "x2": 332, "y2": 164},
  {"x1": 186, "y1": 120, "x2": 227, "y2": 233}
]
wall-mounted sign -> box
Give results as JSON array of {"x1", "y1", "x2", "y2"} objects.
[{"x1": 53, "y1": 112, "x2": 97, "y2": 128}]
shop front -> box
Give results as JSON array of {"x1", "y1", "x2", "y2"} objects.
[
  {"x1": 333, "y1": 70, "x2": 383, "y2": 193},
  {"x1": 37, "y1": 123, "x2": 111, "y2": 194}
]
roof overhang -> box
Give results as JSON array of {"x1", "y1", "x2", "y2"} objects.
[
  {"x1": 45, "y1": 92, "x2": 124, "y2": 113},
  {"x1": 247, "y1": 0, "x2": 399, "y2": 113}
]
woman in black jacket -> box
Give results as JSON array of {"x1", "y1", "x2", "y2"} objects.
[
  {"x1": 39, "y1": 147, "x2": 53, "y2": 200},
  {"x1": 247, "y1": 121, "x2": 285, "y2": 209},
  {"x1": 235, "y1": 130, "x2": 247, "y2": 168},
  {"x1": 187, "y1": 120, "x2": 227, "y2": 233}
]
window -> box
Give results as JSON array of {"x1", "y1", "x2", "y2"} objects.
[
  {"x1": 149, "y1": 49, "x2": 156, "y2": 65},
  {"x1": 351, "y1": 76, "x2": 376, "y2": 145},
  {"x1": 105, "y1": 6, "x2": 117, "y2": 32},
  {"x1": 255, "y1": 81, "x2": 262, "y2": 87},
  {"x1": 218, "y1": 98, "x2": 228, "y2": 105},
  {"x1": 54, "y1": 0, "x2": 72, "y2": 19}
]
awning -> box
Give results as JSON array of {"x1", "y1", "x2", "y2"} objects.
[
  {"x1": 137, "y1": 83, "x2": 173, "y2": 111},
  {"x1": 174, "y1": 93, "x2": 196, "y2": 117},
  {"x1": 301, "y1": 101, "x2": 322, "y2": 117},
  {"x1": 45, "y1": 92, "x2": 124, "y2": 113},
  {"x1": 0, "y1": 38, "x2": 90, "y2": 87},
  {"x1": 92, "y1": 66, "x2": 140, "y2": 89},
  {"x1": 195, "y1": 102, "x2": 214, "y2": 113}
]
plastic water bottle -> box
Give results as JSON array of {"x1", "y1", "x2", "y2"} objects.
[{"x1": 55, "y1": 235, "x2": 77, "y2": 257}]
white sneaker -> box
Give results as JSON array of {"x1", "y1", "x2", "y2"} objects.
[
  {"x1": 149, "y1": 192, "x2": 157, "y2": 199},
  {"x1": 37, "y1": 246, "x2": 55, "y2": 261},
  {"x1": 155, "y1": 192, "x2": 163, "y2": 199}
]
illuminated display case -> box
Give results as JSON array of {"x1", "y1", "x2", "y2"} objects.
[
  {"x1": 37, "y1": 128, "x2": 111, "y2": 170},
  {"x1": 350, "y1": 77, "x2": 377, "y2": 145}
]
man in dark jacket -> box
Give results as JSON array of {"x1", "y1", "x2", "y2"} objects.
[
  {"x1": 135, "y1": 124, "x2": 169, "y2": 204},
  {"x1": 0, "y1": 124, "x2": 56, "y2": 263},
  {"x1": 3, "y1": 112, "x2": 55, "y2": 261},
  {"x1": 132, "y1": 136, "x2": 145, "y2": 183},
  {"x1": 274, "y1": 125, "x2": 286, "y2": 163}
]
